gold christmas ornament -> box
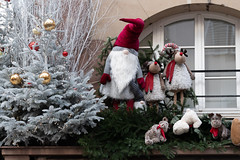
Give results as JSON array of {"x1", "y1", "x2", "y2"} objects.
[
  {"x1": 32, "y1": 26, "x2": 41, "y2": 35},
  {"x1": 43, "y1": 19, "x2": 56, "y2": 31},
  {"x1": 10, "y1": 73, "x2": 22, "y2": 85},
  {"x1": 39, "y1": 71, "x2": 51, "y2": 84}
]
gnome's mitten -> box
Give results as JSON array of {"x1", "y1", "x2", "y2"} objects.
[
  {"x1": 137, "y1": 77, "x2": 145, "y2": 89},
  {"x1": 100, "y1": 73, "x2": 111, "y2": 84}
]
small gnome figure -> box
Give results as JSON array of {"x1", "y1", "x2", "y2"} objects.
[
  {"x1": 161, "y1": 43, "x2": 195, "y2": 105},
  {"x1": 208, "y1": 113, "x2": 230, "y2": 140},
  {"x1": 100, "y1": 18, "x2": 145, "y2": 110},
  {"x1": 144, "y1": 61, "x2": 165, "y2": 109}
]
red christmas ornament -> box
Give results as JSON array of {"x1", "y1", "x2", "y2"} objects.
[
  {"x1": 5, "y1": 0, "x2": 10, "y2": 2},
  {"x1": 28, "y1": 41, "x2": 39, "y2": 51},
  {"x1": 62, "y1": 51, "x2": 68, "y2": 57}
]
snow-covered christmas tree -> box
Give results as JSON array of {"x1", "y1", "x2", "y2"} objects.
[{"x1": 0, "y1": 0, "x2": 107, "y2": 146}]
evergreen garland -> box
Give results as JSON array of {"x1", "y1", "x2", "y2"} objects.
[
  {"x1": 79, "y1": 38, "x2": 234, "y2": 160},
  {"x1": 78, "y1": 107, "x2": 233, "y2": 160}
]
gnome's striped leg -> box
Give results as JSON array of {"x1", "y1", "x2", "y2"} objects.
[{"x1": 129, "y1": 79, "x2": 144, "y2": 101}]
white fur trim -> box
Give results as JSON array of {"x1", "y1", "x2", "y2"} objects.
[
  {"x1": 166, "y1": 64, "x2": 192, "y2": 91},
  {"x1": 144, "y1": 74, "x2": 165, "y2": 101},
  {"x1": 100, "y1": 81, "x2": 134, "y2": 99}
]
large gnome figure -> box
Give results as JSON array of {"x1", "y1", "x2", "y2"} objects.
[{"x1": 100, "y1": 18, "x2": 145, "y2": 110}]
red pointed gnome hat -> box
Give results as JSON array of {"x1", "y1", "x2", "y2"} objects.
[{"x1": 114, "y1": 18, "x2": 144, "y2": 51}]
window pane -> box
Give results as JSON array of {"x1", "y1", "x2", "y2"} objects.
[
  {"x1": 139, "y1": 33, "x2": 153, "y2": 46},
  {"x1": 205, "y1": 79, "x2": 236, "y2": 108},
  {"x1": 164, "y1": 20, "x2": 194, "y2": 46},
  {"x1": 205, "y1": 48, "x2": 235, "y2": 77},
  {"x1": 183, "y1": 48, "x2": 195, "y2": 91},
  {"x1": 205, "y1": 19, "x2": 235, "y2": 46},
  {"x1": 182, "y1": 48, "x2": 194, "y2": 70}
]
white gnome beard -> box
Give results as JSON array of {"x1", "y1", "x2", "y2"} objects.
[{"x1": 110, "y1": 51, "x2": 138, "y2": 94}]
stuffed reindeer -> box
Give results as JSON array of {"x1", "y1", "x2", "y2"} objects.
[
  {"x1": 144, "y1": 60, "x2": 165, "y2": 110},
  {"x1": 161, "y1": 43, "x2": 195, "y2": 105}
]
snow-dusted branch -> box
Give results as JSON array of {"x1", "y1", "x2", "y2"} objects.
[
  {"x1": 9, "y1": 0, "x2": 114, "y2": 73},
  {"x1": 58, "y1": 0, "x2": 115, "y2": 72}
]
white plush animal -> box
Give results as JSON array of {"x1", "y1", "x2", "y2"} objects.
[
  {"x1": 161, "y1": 43, "x2": 195, "y2": 105},
  {"x1": 144, "y1": 61, "x2": 165, "y2": 102},
  {"x1": 173, "y1": 109, "x2": 202, "y2": 135},
  {"x1": 145, "y1": 117, "x2": 169, "y2": 145}
]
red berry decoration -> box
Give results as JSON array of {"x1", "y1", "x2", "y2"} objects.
[
  {"x1": 5, "y1": 0, "x2": 10, "y2": 2},
  {"x1": 62, "y1": 51, "x2": 68, "y2": 57},
  {"x1": 28, "y1": 41, "x2": 39, "y2": 51}
]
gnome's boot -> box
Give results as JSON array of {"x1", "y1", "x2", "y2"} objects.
[
  {"x1": 126, "y1": 99, "x2": 134, "y2": 111},
  {"x1": 113, "y1": 99, "x2": 120, "y2": 110}
]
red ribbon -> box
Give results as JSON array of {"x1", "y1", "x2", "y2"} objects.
[
  {"x1": 210, "y1": 127, "x2": 219, "y2": 138},
  {"x1": 166, "y1": 60, "x2": 175, "y2": 83},
  {"x1": 145, "y1": 72, "x2": 154, "y2": 93},
  {"x1": 157, "y1": 124, "x2": 166, "y2": 139}
]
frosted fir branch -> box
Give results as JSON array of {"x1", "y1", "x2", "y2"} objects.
[
  {"x1": 0, "y1": 0, "x2": 109, "y2": 146},
  {"x1": 4, "y1": 0, "x2": 116, "y2": 72},
  {"x1": 0, "y1": 117, "x2": 43, "y2": 146}
]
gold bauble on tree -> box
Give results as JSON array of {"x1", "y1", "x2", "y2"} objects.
[
  {"x1": 43, "y1": 19, "x2": 56, "y2": 31},
  {"x1": 10, "y1": 74, "x2": 22, "y2": 85},
  {"x1": 39, "y1": 71, "x2": 51, "y2": 84},
  {"x1": 32, "y1": 26, "x2": 41, "y2": 35}
]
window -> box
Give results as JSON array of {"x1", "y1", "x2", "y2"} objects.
[
  {"x1": 204, "y1": 19, "x2": 236, "y2": 109},
  {"x1": 164, "y1": 19, "x2": 195, "y2": 73},
  {"x1": 139, "y1": 12, "x2": 240, "y2": 117}
]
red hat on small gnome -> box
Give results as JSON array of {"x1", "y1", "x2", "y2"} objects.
[{"x1": 114, "y1": 18, "x2": 144, "y2": 51}]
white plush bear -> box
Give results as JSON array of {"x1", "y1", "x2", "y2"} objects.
[{"x1": 173, "y1": 109, "x2": 202, "y2": 135}]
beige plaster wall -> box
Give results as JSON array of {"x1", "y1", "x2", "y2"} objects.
[{"x1": 97, "y1": 0, "x2": 240, "y2": 40}]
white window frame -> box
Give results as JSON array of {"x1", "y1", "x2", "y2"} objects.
[{"x1": 139, "y1": 11, "x2": 240, "y2": 118}]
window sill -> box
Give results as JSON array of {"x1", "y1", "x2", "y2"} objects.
[{"x1": 1, "y1": 145, "x2": 240, "y2": 160}]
